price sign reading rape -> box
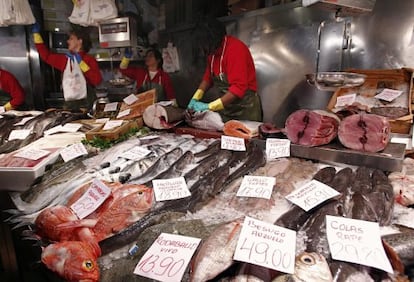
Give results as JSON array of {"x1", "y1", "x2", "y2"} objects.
[
  {"x1": 237, "y1": 175, "x2": 276, "y2": 199},
  {"x1": 285, "y1": 179, "x2": 340, "y2": 211},
  {"x1": 326, "y1": 215, "x2": 393, "y2": 273},
  {"x1": 152, "y1": 177, "x2": 191, "y2": 201},
  {"x1": 221, "y1": 135, "x2": 246, "y2": 151},
  {"x1": 70, "y1": 179, "x2": 111, "y2": 219},
  {"x1": 134, "y1": 233, "x2": 201, "y2": 282},
  {"x1": 234, "y1": 216, "x2": 296, "y2": 274},
  {"x1": 266, "y1": 138, "x2": 290, "y2": 160}
]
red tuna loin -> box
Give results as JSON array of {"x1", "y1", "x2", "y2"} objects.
[
  {"x1": 285, "y1": 109, "x2": 339, "y2": 146},
  {"x1": 338, "y1": 113, "x2": 390, "y2": 152}
]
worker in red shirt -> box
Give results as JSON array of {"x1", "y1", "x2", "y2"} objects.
[
  {"x1": 187, "y1": 17, "x2": 262, "y2": 122},
  {"x1": 119, "y1": 48, "x2": 176, "y2": 102},
  {"x1": 0, "y1": 68, "x2": 25, "y2": 111},
  {"x1": 32, "y1": 23, "x2": 102, "y2": 111}
]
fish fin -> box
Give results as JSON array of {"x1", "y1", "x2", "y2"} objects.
[
  {"x1": 56, "y1": 219, "x2": 97, "y2": 230},
  {"x1": 382, "y1": 239, "x2": 405, "y2": 274}
]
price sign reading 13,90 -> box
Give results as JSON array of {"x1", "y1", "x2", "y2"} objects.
[
  {"x1": 134, "y1": 233, "x2": 201, "y2": 282},
  {"x1": 234, "y1": 216, "x2": 296, "y2": 274}
]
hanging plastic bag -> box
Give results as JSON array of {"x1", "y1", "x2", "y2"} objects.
[
  {"x1": 69, "y1": 0, "x2": 91, "y2": 27},
  {"x1": 62, "y1": 58, "x2": 87, "y2": 101},
  {"x1": 162, "y1": 42, "x2": 180, "y2": 73},
  {"x1": 89, "y1": 0, "x2": 118, "y2": 25},
  {"x1": 0, "y1": 0, "x2": 13, "y2": 26},
  {"x1": 12, "y1": 0, "x2": 35, "y2": 25}
]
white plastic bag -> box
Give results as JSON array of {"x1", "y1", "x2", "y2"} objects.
[
  {"x1": 162, "y1": 42, "x2": 180, "y2": 73},
  {"x1": 0, "y1": 0, "x2": 34, "y2": 26},
  {"x1": 0, "y1": 0, "x2": 13, "y2": 26},
  {"x1": 69, "y1": 0, "x2": 92, "y2": 27},
  {"x1": 89, "y1": 0, "x2": 118, "y2": 25},
  {"x1": 62, "y1": 58, "x2": 87, "y2": 101}
]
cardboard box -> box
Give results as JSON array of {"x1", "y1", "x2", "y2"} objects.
[{"x1": 327, "y1": 68, "x2": 414, "y2": 134}]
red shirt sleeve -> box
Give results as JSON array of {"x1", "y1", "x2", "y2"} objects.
[
  {"x1": 0, "y1": 70, "x2": 25, "y2": 107},
  {"x1": 81, "y1": 53, "x2": 103, "y2": 87},
  {"x1": 160, "y1": 71, "x2": 176, "y2": 100}
]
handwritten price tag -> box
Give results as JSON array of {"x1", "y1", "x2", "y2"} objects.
[
  {"x1": 95, "y1": 118, "x2": 110, "y2": 123},
  {"x1": 103, "y1": 120, "x2": 123, "y2": 130},
  {"x1": 117, "y1": 109, "x2": 131, "y2": 118},
  {"x1": 234, "y1": 216, "x2": 296, "y2": 274},
  {"x1": 14, "y1": 148, "x2": 50, "y2": 160},
  {"x1": 60, "y1": 143, "x2": 88, "y2": 162},
  {"x1": 134, "y1": 233, "x2": 201, "y2": 282},
  {"x1": 70, "y1": 179, "x2": 111, "y2": 219},
  {"x1": 14, "y1": 116, "x2": 35, "y2": 126},
  {"x1": 152, "y1": 177, "x2": 191, "y2": 201},
  {"x1": 8, "y1": 129, "x2": 31, "y2": 140},
  {"x1": 326, "y1": 215, "x2": 393, "y2": 273},
  {"x1": 375, "y1": 88, "x2": 403, "y2": 102},
  {"x1": 335, "y1": 93, "x2": 356, "y2": 107},
  {"x1": 103, "y1": 102, "x2": 118, "y2": 112},
  {"x1": 120, "y1": 146, "x2": 151, "y2": 160},
  {"x1": 266, "y1": 138, "x2": 290, "y2": 159},
  {"x1": 237, "y1": 175, "x2": 276, "y2": 199},
  {"x1": 123, "y1": 94, "x2": 139, "y2": 105},
  {"x1": 285, "y1": 180, "x2": 340, "y2": 211},
  {"x1": 221, "y1": 135, "x2": 246, "y2": 151}
]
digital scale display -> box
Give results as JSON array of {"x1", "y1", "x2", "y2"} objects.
[{"x1": 100, "y1": 22, "x2": 128, "y2": 34}]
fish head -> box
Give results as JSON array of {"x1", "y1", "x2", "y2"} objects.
[
  {"x1": 294, "y1": 252, "x2": 333, "y2": 282},
  {"x1": 35, "y1": 205, "x2": 78, "y2": 241},
  {"x1": 42, "y1": 241, "x2": 100, "y2": 282}
]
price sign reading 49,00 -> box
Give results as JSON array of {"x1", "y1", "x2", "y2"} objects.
[
  {"x1": 134, "y1": 233, "x2": 201, "y2": 282},
  {"x1": 234, "y1": 216, "x2": 296, "y2": 274}
]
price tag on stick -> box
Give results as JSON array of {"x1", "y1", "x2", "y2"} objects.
[
  {"x1": 134, "y1": 233, "x2": 201, "y2": 282},
  {"x1": 234, "y1": 216, "x2": 296, "y2": 274},
  {"x1": 326, "y1": 215, "x2": 393, "y2": 273}
]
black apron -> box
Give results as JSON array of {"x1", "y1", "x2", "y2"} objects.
[
  {"x1": 212, "y1": 74, "x2": 263, "y2": 122},
  {"x1": 138, "y1": 72, "x2": 166, "y2": 102}
]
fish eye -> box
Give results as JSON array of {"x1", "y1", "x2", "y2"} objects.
[
  {"x1": 301, "y1": 255, "x2": 315, "y2": 265},
  {"x1": 82, "y1": 260, "x2": 94, "y2": 270}
]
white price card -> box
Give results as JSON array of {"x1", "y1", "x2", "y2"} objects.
[
  {"x1": 103, "y1": 102, "x2": 118, "y2": 112},
  {"x1": 117, "y1": 109, "x2": 131, "y2": 118},
  {"x1": 234, "y1": 216, "x2": 296, "y2": 274},
  {"x1": 103, "y1": 120, "x2": 123, "y2": 130},
  {"x1": 134, "y1": 233, "x2": 201, "y2": 282},
  {"x1": 43, "y1": 125, "x2": 63, "y2": 135},
  {"x1": 70, "y1": 179, "x2": 111, "y2": 219},
  {"x1": 8, "y1": 129, "x2": 31, "y2": 140},
  {"x1": 95, "y1": 118, "x2": 110, "y2": 124},
  {"x1": 152, "y1": 177, "x2": 191, "y2": 201},
  {"x1": 0, "y1": 106, "x2": 5, "y2": 113},
  {"x1": 326, "y1": 215, "x2": 393, "y2": 273},
  {"x1": 60, "y1": 143, "x2": 88, "y2": 162},
  {"x1": 221, "y1": 135, "x2": 246, "y2": 151},
  {"x1": 14, "y1": 116, "x2": 35, "y2": 126},
  {"x1": 62, "y1": 123, "x2": 83, "y2": 132},
  {"x1": 237, "y1": 175, "x2": 276, "y2": 199},
  {"x1": 14, "y1": 148, "x2": 50, "y2": 160},
  {"x1": 335, "y1": 93, "x2": 356, "y2": 107},
  {"x1": 375, "y1": 88, "x2": 403, "y2": 102},
  {"x1": 120, "y1": 146, "x2": 151, "y2": 160},
  {"x1": 285, "y1": 179, "x2": 340, "y2": 211},
  {"x1": 123, "y1": 94, "x2": 138, "y2": 105},
  {"x1": 266, "y1": 138, "x2": 290, "y2": 159}
]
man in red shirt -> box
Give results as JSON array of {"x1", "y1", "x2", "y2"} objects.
[
  {"x1": 0, "y1": 69, "x2": 25, "y2": 111},
  {"x1": 32, "y1": 23, "x2": 102, "y2": 111},
  {"x1": 119, "y1": 48, "x2": 175, "y2": 102},
  {"x1": 187, "y1": 18, "x2": 262, "y2": 122}
]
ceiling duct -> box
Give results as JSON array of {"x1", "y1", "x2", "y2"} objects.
[{"x1": 302, "y1": 0, "x2": 376, "y2": 16}]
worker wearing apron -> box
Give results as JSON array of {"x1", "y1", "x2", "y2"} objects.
[
  {"x1": 187, "y1": 18, "x2": 262, "y2": 122},
  {"x1": 119, "y1": 48, "x2": 176, "y2": 102}
]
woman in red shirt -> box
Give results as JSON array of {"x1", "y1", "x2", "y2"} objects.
[
  {"x1": 119, "y1": 48, "x2": 175, "y2": 102},
  {"x1": 187, "y1": 18, "x2": 262, "y2": 122},
  {"x1": 0, "y1": 69, "x2": 25, "y2": 111},
  {"x1": 32, "y1": 24, "x2": 102, "y2": 111}
]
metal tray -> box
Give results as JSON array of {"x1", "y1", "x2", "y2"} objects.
[{"x1": 306, "y1": 72, "x2": 367, "y2": 91}]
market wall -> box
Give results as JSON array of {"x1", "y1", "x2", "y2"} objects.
[{"x1": 162, "y1": 0, "x2": 414, "y2": 126}]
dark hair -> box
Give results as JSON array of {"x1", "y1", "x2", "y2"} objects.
[
  {"x1": 70, "y1": 27, "x2": 92, "y2": 53},
  {"x1": 146, "y1": 48, "x2": 163, "y2": 69},
  {"x1": 192, "y1": 17, "x2": 226, "y2": 55}
]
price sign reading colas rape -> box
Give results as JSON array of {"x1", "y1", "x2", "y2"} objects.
[
  {"x1": 70, "y1": 179, "x2": 111, "y2": 219},
  {"x1": 234, "y1": 216, "x2": 296, "y2": 274},
  {"x1": 134, "y1": 233, "x2": 201, "y2": 282}
]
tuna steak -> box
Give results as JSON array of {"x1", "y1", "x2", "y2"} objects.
[
  {"x1": 285, "y1": 109, "x2": 339, "y2": 146},
  {"x1": 338, "y1": 113, "x2": 390, "y2": 152}
]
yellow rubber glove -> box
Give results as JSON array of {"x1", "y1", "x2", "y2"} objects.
[
  {"x1": 208, "y1": 98, "x2": 224, "y2": 111},
  {"x1": 192, "y1": 89, "x2": 204, "y2": 100},
  {"x1": 120, "y1": 57, "x2": 130, "y2": 69},
  {"x1": 33, "y1": 33, "x2": 43, "y2": 44},
  {"x1": 4, "y1": 102, "x2": 14, "y2": 111}
]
